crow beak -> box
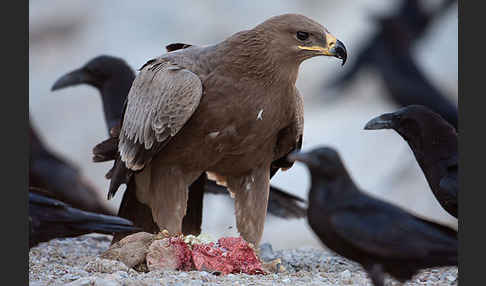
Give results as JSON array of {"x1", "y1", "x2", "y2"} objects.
[
  {"x1": 364, "y1": 113, "x2": 396, "y2": 130},
  {"x1": 51, "y1": 68, "x2": 94, "y2": 91},
  {"x1": 287, "y1": 151, "x2": 320, "y2": 168}
]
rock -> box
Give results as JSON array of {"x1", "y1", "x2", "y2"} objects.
[
  {"x1": 65, "y1": 277, "x2": 93, "y2": 286},
  {"x1": 108, "y1": 270, "x2": 130, "y2": 279},
  {"x1": 84, "y1": 257, "x2": 130, "y2": 274},
  {"x1": 262, "y1": 258, "x2": 286, "y2": 274},
  {"x1": 92, "y1": 277, "x2": 122, "y2": 286},
  {"x1": 446, "y1": 275, "x2": 457, "y2": 282},
  {"x1": 146, "y1": 237, "x2": 194, "y2": 272},
  {"x1": 146, "y1": 239, "x2": 178, "y2": 272},
  {"x1": 61, "y1": 273, "x2": 82, "y2": 282},
  {"x1": 258, "y1": 243, "x2": 276, "y2": 262},
  {"x1": 100, "y1": 232, "x2": 155, "y2": 268},
  {"x1": 93, "y1": 277, "x2": 122, "y2": 286},
  {"x1": 339, "y1": 269, "x2": 353, "y2": 284},
  {"x1": 66, "y1": 277, "x2": 122, "y2": 286},
  {"x1": 127, "y1": 268, "x2": 139, "y2": 276},
  {"x1": 340, "y1": 269, "x2": 351, "y2": 279}
]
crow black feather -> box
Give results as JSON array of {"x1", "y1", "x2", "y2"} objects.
[{"x1": 290, "y1": 146, "x2": 457, "y2": 286}]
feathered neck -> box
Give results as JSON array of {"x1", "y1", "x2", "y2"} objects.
[{"x1": 218, "y1": 29, "x2": 300, "y2": 88}]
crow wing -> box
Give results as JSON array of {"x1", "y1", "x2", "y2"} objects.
[
  {"x1": 330, "y1": 197, "x2": 457, "y2": 260},
  {"x1": 439, "y1": 153, "x2": 458, "y2": 199}
]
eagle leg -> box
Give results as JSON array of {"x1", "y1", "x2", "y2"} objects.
[
  {"x1": 181, "y1": 172, "x2": 207, "y2": 235},
  {"x1": 136, "y1": 165, "x2": 201, "y2": 235},
  {"x1": 112, "y1": 172, "x2": 207, "y2": 244},
  {"x1": 228, "y1": 164, "x2": 270, "y2": 246},
  {"x1": 112, "y1": 179, "x2": 158, "y2": 244}
]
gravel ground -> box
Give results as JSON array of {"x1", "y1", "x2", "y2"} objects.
[{"x1": 29, "y1": 234, "x2": 458, "y2": 286}]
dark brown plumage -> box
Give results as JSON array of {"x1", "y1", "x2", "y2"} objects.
[
  {"x1": 108, "y1": 14, "x2": 346, "y2": 245},
  {"x1": 52, "y1": 54, "x2": 309, "y2": 243},
  {"x1": 290, "y1": 147, "x2": 457, "y2": 286},
  {"x1": 364, "y1": 105, "x2": 458, "y2": 217}
]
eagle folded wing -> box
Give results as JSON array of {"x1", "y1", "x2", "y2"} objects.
[
  {"x1": 271, "y1": 88, "x2": 304, "y2": 177},
  {"x1": 119, "y1": 58, "x2": 203, "y2": 171}
]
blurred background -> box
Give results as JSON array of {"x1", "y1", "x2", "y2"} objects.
[{"x1": 29, "y1": 0, "x2": 457, "y2": 250}]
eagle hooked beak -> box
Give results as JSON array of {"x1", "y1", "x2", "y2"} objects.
[{"x1": 298, "y1": 33, "x2": 347, "y2": 66}]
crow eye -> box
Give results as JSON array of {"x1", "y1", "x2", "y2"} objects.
[
  {"x1": 85, "y1": 67, "x2": 96, "y2": 74},
  {"x1": 296, "y1": 31, "x2": 309, "y2": 41}
]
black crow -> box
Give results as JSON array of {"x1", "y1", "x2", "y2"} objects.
[
  {"x1": 52, "y1": 55, "x2": 134, "y2": 133},
  {"x1": 327, "y1": 0, "x2": 458, "y2": 129},
  {"x1": 29, "y1": 122, "x2": 112, "y2": 215},
  {"x1": 289, "y1": 146, "x2": 457, "y2": 286},
  {"x1": 29, "y1": 188, "x2": 138, "y2": 248},
  {"x1": 365, "y1": 105, "x2": 458, "y2": 217}
]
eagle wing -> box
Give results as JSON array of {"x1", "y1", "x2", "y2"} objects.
[
  {"x1": 270, "y1": 88, "x2": 304, "y2": 178},
  {"x1": 119, "y1": 58, "x2": 203, "y2": 171}
]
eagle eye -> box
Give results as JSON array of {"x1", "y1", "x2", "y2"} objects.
[{"x1": 296, "y1": 31, "x2": 309, "y2": 41}]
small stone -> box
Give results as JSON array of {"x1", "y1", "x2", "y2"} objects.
[
  {"x1": 112, "y1": 270, "x2": 129, "y2": 278},
  {"x1": 91, "y1": 277, "x2": 121, "y2": 286},
  {"x1": 263, "y1": 258, "x2": 286, "y2": 274},
  {"x1": 161, "y1": 230, "x2": 170, "y2": 237},
  {"x1": 65, "y1": 277, "x2": 93, "y2": 286},
  {"x1": 61, "y1": 273, "x2": 81, "y2": 281},
  {"x1": 100, "y1": 232, "x2": 155, "y2": 268},
  {"x1": 340, "y1": 269, "x2": 351, "y2": 279},
  {"x1": 146, "y1": 239, "x2": 179, "y2": 272},
  {"x1": 259, "y1": 243, "x2": 276, "y2": 262},
  {"x1": 446, "y1": 275, "x2": 457, "y2": 282},
  {"x1": 127, "y1": 268, "x2": 138, "y2": 276},
  {"x1": 84, "y1": 257, "x2": 130, "y2": 274}
]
